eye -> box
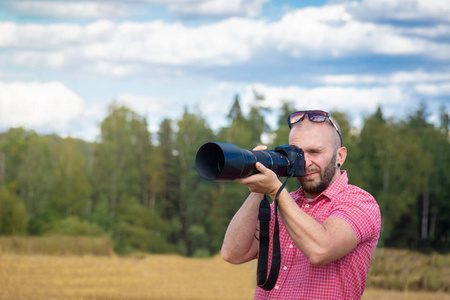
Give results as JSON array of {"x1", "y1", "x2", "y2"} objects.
[
  {"x1": 306, "y1": 147, "x2": 326, "y2": 156},
  {"x1": 307, "y1": 150, "x2": 320, "y2": 156}
]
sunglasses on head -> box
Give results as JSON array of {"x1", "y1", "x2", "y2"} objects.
[{"x1": 287, "y1": 110, "x2": 343, "y2": 147}]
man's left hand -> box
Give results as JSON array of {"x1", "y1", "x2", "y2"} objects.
[{"x1": 236, "y1": 162, "x2": 283, "y2": 198}]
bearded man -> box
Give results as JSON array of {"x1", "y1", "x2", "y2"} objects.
[{"x1": 221, "y1": 110, "x2": 381, "y2": 300}]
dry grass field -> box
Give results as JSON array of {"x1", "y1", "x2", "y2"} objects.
[{"x1": 1, "y1": 252, "x2": 449, "y2": 300}]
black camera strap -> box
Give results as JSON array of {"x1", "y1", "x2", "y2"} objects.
[{"x1": 257, "y1": 175, "x2": 292, "y2": 291}]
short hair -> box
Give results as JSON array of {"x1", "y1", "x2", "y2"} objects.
[{"x1": 329, "y1": 116, "x2": 342, "y2": 150}]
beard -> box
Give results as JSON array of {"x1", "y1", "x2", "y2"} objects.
[{"x1": 299, "y1": 154, "x2": 337, "y2": 196}]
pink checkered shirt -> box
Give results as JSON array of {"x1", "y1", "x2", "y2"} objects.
[{"x1": 254, "y1": 171, "x2": 381, "y2": 300}]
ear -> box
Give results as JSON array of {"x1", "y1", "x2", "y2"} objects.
[{"x1": 337, "y1": 146, "x2": 347, "y2": 168}]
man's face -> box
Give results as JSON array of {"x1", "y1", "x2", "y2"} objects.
[
  {"x1": 299, "y1": 150, "x2": 337, "y2": 197},
  {"x1": 289, "y1": 120, "x2": 340, "y2": 198}
]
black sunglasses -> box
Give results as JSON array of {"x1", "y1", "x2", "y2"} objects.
[{"x1": 287, "y1": 110, "x2": 343, "y2": 146}]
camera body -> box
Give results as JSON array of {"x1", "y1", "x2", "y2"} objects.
[
  {"x1": 195, "y1": 142, "x2": 305, "y2": 181},
  {"x1": 273, "y1": 145, "x2": 305, "y2": 177}
]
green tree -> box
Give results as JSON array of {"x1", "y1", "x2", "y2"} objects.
[
  {"x1": 48, "y1": 137, "x2": 92, "y2": 219},
  {"x1": 44, "y1": 216, "x2": 105, "y2": 236},
  {"x1": 114, "y1": 197, "x2": 176, "y2": 254},
  {"x1": 0, "y1": 127, "x2": 35, "y2": 191},
  {"x1": 157, "y1": 118, "x2": 181, "y2": 221},
  {"x1": 269, "y1": 100, "x2": 295, "y2": 149},
  {"x1": 17, "y1": 134, "x2": 55, "y2": 234},
  {"x1": 219, "y1": 94, "x2": 270, "y2": 149},
  {"x1": 330, "y1": 111, "x2": 365, "y2": 188},
  {"x1": 176, "y1": 108, "x2": 214, "y2": 255},
  {"x1": 406, "y1": 103, "x2": 450, "y2": 251},
  {"x1": 219, "y1": 95, "x2": 253, "y2": 148},
  {"x1": 359, "y1": 107, "x2": 386, "y2": 194},
  {"x1": 439, "y1": 104, "x2": 449, "y2": 136},
  {"x1": 147, "y1": 145, "x2": 165, "y2": 210},
  {"x1": 155, "y1": 118, "x2": 183, "y2": 249},
  {"x1": 228, "y1": 94, "x2": 244, "y2": 121},
  {"x1": 92, "y1": 103, "x2": 152, "y2": 227},
  {"x1": 359, "y1": 107, "x2": 430, "y2": 247},
  {"x1": 434, "y1": 104, "x2": 450, "y2": 251},
  {"x1": 246, "y1": 91, "x2": 271, "y2": 147},
  {"x1": 0, "y1": 186, "x2": 27, "y2": 235}
]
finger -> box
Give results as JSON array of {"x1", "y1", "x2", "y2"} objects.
[
  {"x1": 252, "y1": 145, "x2": 267, "y2": 151},
  {"x1": 255, "y1": 162, "x2": 269, "y2": 174}
]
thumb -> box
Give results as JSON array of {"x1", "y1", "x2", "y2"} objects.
[{"x1": 255, "y1": 162, "x2": 268, "y2": 173}]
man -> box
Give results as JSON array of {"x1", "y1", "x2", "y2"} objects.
[{"x1": 221, "y1": 110, "x2": 381, "y2": 299}]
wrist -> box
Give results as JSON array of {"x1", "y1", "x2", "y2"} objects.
[
  {"x1": 248, "y1": 192, "x2": 265, "y2": 203},
  {"x1": 268, "y1": 182, "x2": 283, "y2": 200}
]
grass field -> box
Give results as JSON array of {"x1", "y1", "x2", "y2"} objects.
[{"x1": 1, "y1": 252, "x2": 449, "y2": 300}]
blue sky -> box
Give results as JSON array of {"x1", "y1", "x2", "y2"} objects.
[{"x1": 0, "y1": 0, "x2": 449, "y2": 141}]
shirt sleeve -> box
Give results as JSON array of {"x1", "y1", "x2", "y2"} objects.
[{"x1": 329, "y1": 188, "x2": 381, "y2": 244}]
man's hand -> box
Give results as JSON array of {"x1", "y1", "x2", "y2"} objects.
[{"x1": 236, "y1": 145, "x2": 283, "y2": 198}]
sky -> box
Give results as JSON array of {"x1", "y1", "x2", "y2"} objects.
[{"x1": 0, "y1": 0, "x2": 449, "y2": 142}]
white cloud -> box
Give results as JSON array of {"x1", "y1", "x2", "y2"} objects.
[
  {"x1": 269, "y1": 5, "x2": 450, "y2": 59},
  {"x1": 244, "y1": 83, "x2": 405, "y2": 110},
  {"x1": 115, "y1": 94, "x2": 166, "y2": 116},
  {"x1": 0, "y1": 18, "x2": 266, "y2": 70},
  {"x1": 8, "y1": 0, "x2": 268, "y2": 19},
  {"x1": 115, "y1": 93, "x2": 189, "y2": 133},
  {"x1": 0, "y1": 81, "x2": 84, "y2": 130},
  {"x1": 0, "y1": 22, "x2": 83, "y2": 48},
  {"x1": 349, "y1": 0, "x2": 450, "y2": 23},
  {"x1": 398, "y1": 24, "x2": 450, "y2": 39},
  {"x1": 82, "y1": 18, "x2": 265, "y2": 66},
  {"x1": 321, "y1": 70, "x2": 450, "y2": 85},
  {"x1": 9, "y1": 1, "x2": 133, "y2": 19},
  {"x1": 10, "y1": 51, "x2": 68, "y2": 69},
  {"x1": 194, "y1": 81, "x2": 249, "y2": 130},
  {"x1": 415, "y1": 83, "x2": 450, "y2": 96},
  {"x1": 85, "y1": 61, "x2": 146, "y2": 77},
  {"x1": 390, "y1": 70, "x2": 450, "y2": 84},
  {"x1": 169, "y1": 0, "x2": 269, "y2": 18}
]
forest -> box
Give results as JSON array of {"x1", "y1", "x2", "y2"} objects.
[{"x1": 0, "y1": 96, "x2": 449, "y2": 257}]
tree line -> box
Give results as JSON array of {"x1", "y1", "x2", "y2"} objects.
[{"x1": 0, "y1": 97, "x2": 449, "y2": 256}]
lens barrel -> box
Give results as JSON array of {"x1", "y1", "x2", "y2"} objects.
[{"x1": 195, "y1": 142, "x2": 290, "y2": 181}]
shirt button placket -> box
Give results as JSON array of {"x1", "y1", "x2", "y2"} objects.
[{"x1": 276, "y1": 244, "x2": 294, "y2": 295}]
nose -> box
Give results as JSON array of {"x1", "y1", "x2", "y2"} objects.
[{"x1": 303, "y1": 152, "x2": 313, "y2": 169}]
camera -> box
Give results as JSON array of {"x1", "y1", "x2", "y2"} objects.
[{"x1": 195, "y1": 142, "x2": 305, "y2": 181}]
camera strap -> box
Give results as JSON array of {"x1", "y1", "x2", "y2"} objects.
[{"x1": 257, "y1": 175, "x2": 292, "y2": 291}]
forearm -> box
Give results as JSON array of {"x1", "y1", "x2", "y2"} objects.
[
  {"x1": 274, "y1": 189, "x2": 356, "y2": 265},
  {"x1": 221, "y1": 192, "x2": 262, "y2": 264},
  {"x1": 276, "y1": 189, "x2": 328, "y2": 264}
]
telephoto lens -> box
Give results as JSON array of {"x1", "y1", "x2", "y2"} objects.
[{"x1": 195, "y1": 142, "x2": 304, "y2": 181}]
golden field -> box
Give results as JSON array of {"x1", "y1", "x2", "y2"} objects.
[{"x1": 1, "y1": 252, "x2": 449, "y2": 300}]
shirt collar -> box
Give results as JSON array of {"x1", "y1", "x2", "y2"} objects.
[{"x1": 321, "y1": 170, "x2": 348, "y2": 201}]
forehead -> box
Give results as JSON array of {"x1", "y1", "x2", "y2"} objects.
[{"x1": 288, "y1": 120, "x2": 335, "y2": 148}]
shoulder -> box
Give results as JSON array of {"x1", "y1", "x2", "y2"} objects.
[
  {"x1": 330, "y1": 184, "x2": 381, "y2": 243},
  {"x1": 338, "y1": 184, "x2": 379, "y2": 212}
]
